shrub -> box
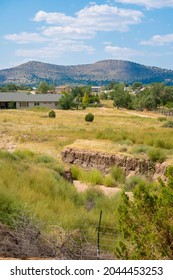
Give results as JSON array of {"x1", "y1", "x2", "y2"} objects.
[
  {"x1": 155, "y1": 139, "x2": 172, "y2": 149},
  {"x1": 158, "y1": 117, "x2": 166, "y2": 122},
  {"x1": 36, "y1": 154, "x2": 55, "y2": 164},
  {"x1": 124, "y1": 175, "x2": 145, "y2": 191},
  {"x1": 13, "y1": 150, "x2": 35, "y2": 160},
  {"x1": 48, "y1": 110, "x2": 56, "y2": 118},
  {"x1": 133, "y1": 145, "x2": 149, "y2": 154},
  {"x1": 85, "y1": 113, "x2": 94, "y2": 122},
  {"x1": 0, "y1": 191, "x2": 23, "y2": 227},
  {"x1": 71, "y1": 165, "x2": 81, "y2": 180},
  {"x1": 163, "y1": 121, "x2": 173, "y2": 128},
  {"x1": 103, "y1": 175, "x2": 115, "y2": 188},
  {"x1": 147, "y1": 148, "x2": 166, "y2": 163},
  {"x1": 111, "y1": 166, "x2": 125, "y2": 183},
  {"x1": 87, "y1": 169, "x2": 103, "y2": 185}
]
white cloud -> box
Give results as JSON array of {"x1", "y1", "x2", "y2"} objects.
[
  {"x1": 141, "y1": 34, "x2": 173, "y2": 45},
  {"x1": 15, "y1": 41, "x2": 95, "y2": 59},
  {"x1": 75, "y1": 4, "x2": 143, "y2": 32},
  {"x1": 114, "y1": 0, "x2": 173, "y2": 9},
  {"x1": 33, "y1": 4, "x2": 143, "y2": 33},
  {"x1": 42, "y1": 26, "x2": 95, "y2": 40},
  {"x1": 3, "y1": 32, "x2": 48, "y2": 44},
  {"x1": 105, "y1": 45, "x2": 143, "y2": 59},
  {"x1": 33, "y1": 10, "x2": 75, "y2": 25},
  {"x1": 3, "y1": 3, "x2": 143, "y2": 60}
]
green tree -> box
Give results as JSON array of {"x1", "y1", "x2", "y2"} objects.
[
  {"x1": 82, "y1": 92, "x2": 89, "y2": 105},
  {"x1": 113, "y1": 88, "x2": 132, "y2": 109},
  {"x1": 116, "y1": 173, "x2": 173, "y2": 259},
  {"x1": 38, "y1": 81, "x2": 49, "y2": 94},
  {"x1": 132, "y1": 82, "x2": 143, "y2": 91},
  {"x1": 59, "y1": 94, "x2": 75, "y2": 110},
  {"x1": 5, "y1": 83, "x2": 18, "y2": 91}
]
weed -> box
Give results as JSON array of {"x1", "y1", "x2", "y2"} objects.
[
  {"x1": 158, "y1": 117, "x2": 167, "y2": 122},
  {"x1": 124, "y1": 176, "x2": 146, "y2": 191},
  {"x1": 103, "y1": 175, "x2": 116, "y2": 187},
  {"x1": 147, "y1": 148, "x2": 166, "y2": 163},
  {"x1": 163, "y1": 121, "x2": 173, "y2": 128},
  {"x1": 111, "y1": 166, "x2": 125, "y2": 183}
]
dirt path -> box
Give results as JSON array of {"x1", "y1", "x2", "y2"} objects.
[
  {"x1": 73, "y1": 180, "x2": 121, "y2": 196},
  {"x1": 125, "y1": 111, "x2": 158, "y2": 119}
]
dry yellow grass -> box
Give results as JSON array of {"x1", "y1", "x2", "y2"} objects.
[{"x1": 0, "y1": 106, "x2": 173, "y2": 163}]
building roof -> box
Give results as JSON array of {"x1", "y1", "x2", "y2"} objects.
[{"x1": 0, "y1": 92, "x2": 62, "y2": 102}]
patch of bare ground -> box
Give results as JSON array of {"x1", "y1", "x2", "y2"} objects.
[
  {"x1": 73, "y1": 180, "x2": 132, "y2": 200},
  {"x1": 123, "y1": 109, "x2": 161, "y2": 118},
  {"x1": 0, "y1": 131, "x2": 16, "y2": 152},
  {"x1": 74, "y1": 180, "x2": 120, "y2": 195}
]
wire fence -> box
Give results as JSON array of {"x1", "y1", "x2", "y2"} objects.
[
  {"x1": 0, "y1": 211, "x2": 118, "y2": 260},
  {"x1": 154, "y1": 108, "x2": 173, "y2": 116}
]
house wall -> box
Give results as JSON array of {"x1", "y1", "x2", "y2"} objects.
[{"x1": 16, "y1": 102, "x2": 58, "y2": 109}]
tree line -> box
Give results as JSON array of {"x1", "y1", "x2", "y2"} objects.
[{"x1": 101, "y1": 82, "x2": 173, "y2": 111}]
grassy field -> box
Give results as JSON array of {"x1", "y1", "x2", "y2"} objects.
[
  {"x1": 1, "y1": 104, "x2": 173, "y2": 163},
  {"x1": 1, "y1": 104, "x2": 173, "y2": 256}
]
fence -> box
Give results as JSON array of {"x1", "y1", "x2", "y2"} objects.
[
  {"x1": 155, "y1": 109, "x2": 173, "y2": 116},
  {"x1": 0, "y1": 210, "x2": 118, "y2": 260}
]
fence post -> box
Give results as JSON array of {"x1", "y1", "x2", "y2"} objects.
[{"x1": 97, "y1": 210, "x2": 102, "y2": 260}]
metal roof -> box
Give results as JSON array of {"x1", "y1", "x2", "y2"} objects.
[{"x1": 0, "y1": 92, "x2": 62, "y2": 102}]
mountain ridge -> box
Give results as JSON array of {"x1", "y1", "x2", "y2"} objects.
[{"x1": 0, "y1": 59, "x2": 173, "y2": 86}]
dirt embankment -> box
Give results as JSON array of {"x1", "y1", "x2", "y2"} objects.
[{"x1": 62, "y1": 148, "x2": 166, "y2": 179}]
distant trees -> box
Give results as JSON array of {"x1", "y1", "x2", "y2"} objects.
[
  {"x1": 59, "y1": 86, "x2": 100, "y2": 110},
  {"x1": 38, "y1": 81, "x2": 50, "y2": 94},
  {"x1": 59, "y1": 93, "x2": 75, "y2": 110},
  {"x1": 0, "y1": 83, "x2": 32, "y2": 92},
  {"x1": 112, "y1": 83, "x2": 132, "y2": 109}
]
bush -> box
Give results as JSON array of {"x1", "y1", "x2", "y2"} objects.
[
  {"x1": 111, "y1": 166, "x2": 125, "y2": 184},
  {"x1": 147, "y1": 148, "x2": 166, "y2": 163},
  {"x1": 124, "y1": 176, "x2": 145, "y2": 191},
  {"x1": 49, "y1": 110, "x2": 56, "y2": 118},
  {"x1": 163, "y1": 121, "x2": 173, "y2": 128},
  {"x1": 71, "y1": 165, "x2": 81, "y2": 180},
  {"x1": 85, "y1": 113, "x2": 94, "y2": 122},
  {"x1": 158, "y1": 117, "x2": 166, "y2": 122},
  {"x1": 133, "y1": 145, "x2": 150, "y2": 154},
  {"x1": 87, "y1": 169, "x2": 103, "y2": 185},
  {"x1": 36, "y1": 154, "x2": 55, "y2": 164},
  {"x1": 103, "y1": 175, "x2": 115, "y2": 188}
]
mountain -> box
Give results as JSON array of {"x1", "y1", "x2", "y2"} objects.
[{"x1": 0, "y1": 60, "x2": 173, "y2": 86}]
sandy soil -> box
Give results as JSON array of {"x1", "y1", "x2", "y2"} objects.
[{"x1": 73, "y1": 180, "x2": 121, "y2": 196}]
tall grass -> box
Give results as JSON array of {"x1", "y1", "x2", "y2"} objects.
[{"x1": 0, "y1": 151, "x2": 120, "y2": 243}]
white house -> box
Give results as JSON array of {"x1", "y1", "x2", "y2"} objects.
[{"x1": 0, "y1": 92, "x2": 62, "y2": 109}]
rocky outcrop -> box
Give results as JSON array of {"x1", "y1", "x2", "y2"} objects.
[
  {"x1": 62, "y1": 169, "x2": 73, "y2": 183},
  {"x1": 62, "y1": 148, "x2": 157, "y2": 175}
]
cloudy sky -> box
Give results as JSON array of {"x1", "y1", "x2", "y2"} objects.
[{"x1": 1, "y1": 0, "x2": 173, "y2": 70}]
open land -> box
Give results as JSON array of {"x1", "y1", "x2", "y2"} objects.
[{"x1": 0, "y1": 101, "x2": 173, "y2": 259}]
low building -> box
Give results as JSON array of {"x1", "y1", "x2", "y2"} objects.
[
  {"x1": 55, "y1": 86, "x2": 72, "y2": 94},
  {"x1": 0, "y1": 92, "x2": 62, "y2": 109},
  {"x1": 91, "y1": 86, "x2": 102, "y2": 93}
]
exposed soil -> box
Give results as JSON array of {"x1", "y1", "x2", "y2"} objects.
[
  {"x1": 74, "y1": 180, "x2": 121, "y2": 195},
  {"x1": 0, "y1": 131, "x2": 16, "y2": 152}
]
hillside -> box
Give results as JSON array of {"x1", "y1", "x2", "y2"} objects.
[{"x1": 0, "y1": 59, "x2": 173, "y2": 86}]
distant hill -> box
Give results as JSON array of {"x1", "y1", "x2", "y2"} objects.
[{"x1": 0, "y1": 59, "x2": 173, "y2": 86}]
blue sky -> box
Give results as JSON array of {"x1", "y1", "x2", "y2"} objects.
[{"x1": 1, "y1": 0, "x2": 173, "y2": 70}]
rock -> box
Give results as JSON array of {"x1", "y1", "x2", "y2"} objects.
[
  {"x1": 62, "y1": 169, "x2": 73, "y2": 183},
  {"x1": 61, "y1": 148, "x2": 156, "y2": 176}
]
